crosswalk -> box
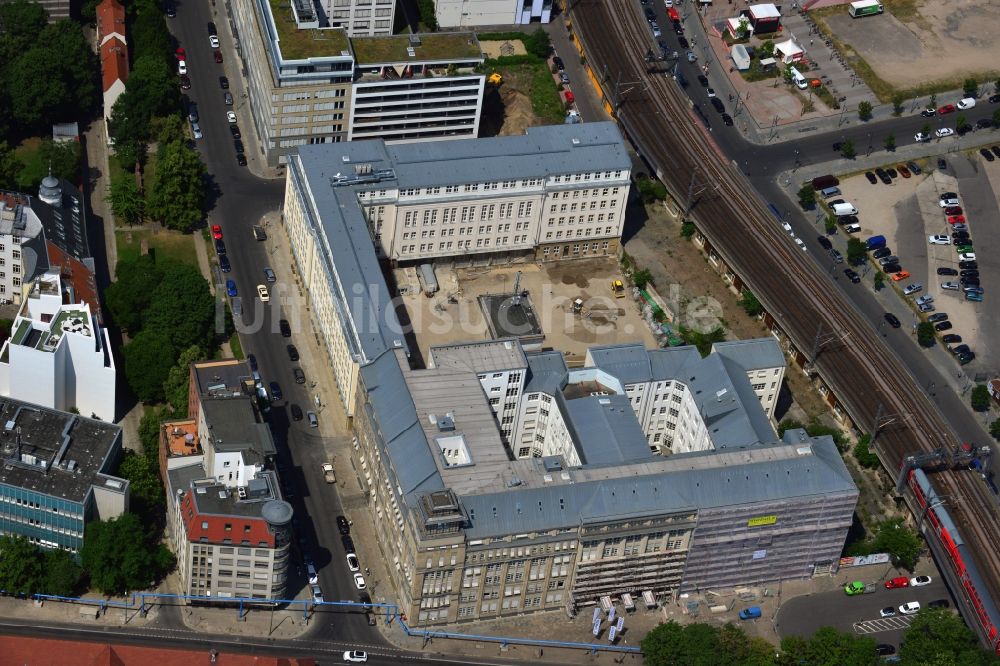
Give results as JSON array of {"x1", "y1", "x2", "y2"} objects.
[{"x1": 853, "y1": 615, "x2": 913, "y2": 634}]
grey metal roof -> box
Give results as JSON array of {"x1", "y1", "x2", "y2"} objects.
[
  {"x1": 711, "y1": 338, "x2": 785, "y2": 372},
  {"x1": 524, "y1": 351, "x2": 568, "y2": 394},
  {"x1": 461, "y1": 435, "x2": 856, "y2": 539},
  {"x1": 0, "y1": 398, "x2": 124, "y2": 504},
  {"x1": 689, "y1": 354, "x2": 776, "y2": 448},
  {"x1": 294, "y1": 122, "x2": 631, "y2": 192},
  {"x1": 201, "y1": 398, "x2": 276, "y2": 459},
  {"x1": 563, "y1": 394, "x2": 655, "y2": 465},
  {"x1": 288, "y1": 155, "x2": 406, "y2": 363},
  {"x1": 360, "y1": 350, "x2": 443, "y2": 496},
  {"x1": 32, "y1": 179, "x2": 91, "y2": 262},
  {"x1": 585, "y1": 343, "x2": 653, "y2": 385},
  {"x1": 429, "y1": 339, "x2": 527, "y2": 374}
]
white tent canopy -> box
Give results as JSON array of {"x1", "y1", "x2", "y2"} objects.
[
  {"x1": 774, "y1": 38, "x2": 803, "y2": 63},
  {"x1": 749, "y1": 3, "x2": 780, "y2": 19},
  {"x1": 731, "y1": 44, "x2": 751, "y2": 70}
]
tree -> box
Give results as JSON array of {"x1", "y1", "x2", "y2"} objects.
[
  {"x1": 0, "y1": 535, "x2": 45, "y2": 595},
  {"x1": 415, "y1": 0, "x2": 437, "y2": 30},
  {"x1": 963, "y1": 78, "x2": 979, "y2": 98},
  {"x1": 921, "y1": 123, "x2": 932, "y2": 138},
  {"x1": 523, "y1": 28, "x2": 551, "y2": 59},
  {"x1": 956, "y1": 113, "x2": 967, "y2": 131},
  {"x1": 15, "y1": 139, "x2": 81, "y2": 190},
  {"x1": 123, "y1": 329, "x2": 177, "y2": 402},
  {"x1": 797, "y1": 183, "x2": 816, "y2": 209},
  {"x1": 144, "y1": 141, "x2": 207, "y2": 232},
  {"x1": 758, "y1": 39, "x2": 775, "y2": 58},
  {"x1": 0, "y1": 0, "x2": 48, "y2": 65},
  {"x1": 883, "y1": 133, "x2": 896, "y2": 151},
  {"x1": 142, "y1": 261, "x2": 216, "y2": 352},
  {"x1": 80, "y1": 513, "x2": 175, "y2": 595},
  {"x1": 164, "y1": 344, "x2": 204, "y2": 415},
  {"x1": 636, "y1": 177, "x2": 667, "y2": 202},
  {"x1": 917, "y1": 322, "x2": 935, "y2": 347},
  {"x1": 680, "y1": 221, "x2": 695, "y2": 238},
  {"x1": 853, "y1": 434, "x2": 880, "y2": 469},
  {"x1": 117, "y1": 450, "x2": 165, "y2": 525},
  {"x1": 929, "y1": 92, "x2": 937, "y2": 108},
  {"x1": 824, "y1": 218, "x2": 836, "y2": 235},
  {"x1": 632, "y1": 268, "x2": 653, "y2": 290},
  {"x1": 106, "y1": 174, "x2": 145, "y2": 226},
  {"x1": 873, "y1": 271, "x2": 884, "y2": 291},
  {"x1": 994, "y1": 109, "x2": 1000, "y2": 127},
  {"x1": 0, "y1": 142, "x2": 21, "y2": 190},
  {"x1": 971, "y1": 384, "x2": 991, "y2": 412},
  {"x1": 739, "y1": 291, "x2": 763, "y2": 317},
  {"x1": 901, "y1": 607, "x2": 993, "y2": 664},
  {"x1": 42, "y1": 548, "x2": 84, "y2": 597},
  {"x1": 104, "y1": 255, "x2": 163, "y2": 333},
  {"x1": 779, "y1": 627, "x2": 876, "y2": 666},
  {"x1": 6, "y1": 21, "x2": 99, "y2": 132},
  {"x1": 990, "y1": 418, "x2": 1000, "y2": 440},
  {"x1": 891, "y1": 93, "x2": 904, "y2": 116},
  {"x1": 857, "y1": 100, "x2": 873, "y2": 120},
  {"x1": 846, "y1": 238, "x2": 866, "y2": 265},
  {"x1": 157, "y1": 115, "x2": 188, "y2": 149},
  {"x1": 130, "y1": 0, "x2": 172, "y2": 64},
  {"x1": 736, "y1": 18, "x2": 752, "y2": 40},
  {"x1": 840, "y1": 139, "x2": 856, "y2": 159}
]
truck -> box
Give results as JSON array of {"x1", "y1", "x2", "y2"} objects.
[
  {"x1": 865, "y1": 235, "x2": 887, "y2": 251},
  {"x1": 322, "y1": 463, "x2": 336, "y2": 484},
  {"x1": 848, "y1": 0, "x2": 883, "y2": 18},
  {"x1": 611, "y1": 279, "x2": 626, "y2": 298},
  {"x1": 418, "y1": 263, "x2": 439, "y2": 296}
]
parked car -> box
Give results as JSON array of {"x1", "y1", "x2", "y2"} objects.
[
  {"x1": 290, "y1": 403, "x2": 303, "y2": 421},
  {"x1": 337, "y1": 515, "x2": 351, "y2": 535},
  {"x1": 927, "y1": 313, "x2": 949, "y2": 323},
  {"x1": 880, "y1": 607, "x2": 896, "y2": 618},
  {"x1": 891, "y1": 271, "x2": 910, "y2": 281},
  {"x1": 212, "y1": 224, "x2": 223, "y2": 239},
  {"x1": 279, "y1": 318, "x2": 292, "y2": 337},
  {"x1": 269, "y1": 381, "x2": 282, "y2": 401},
  {"x1": 937, "y1": 267, "x2": 958, "y2": 276},
  {"x1": 944, "y1": 205, "x2": 963, "y2": 215},
  {"x1": 884, "y1": 313, "x2": 901, "y2": 328},
  {"x1": 928, "y1": 235, "x2": 950, "y2": 245},
  {"x1": 264, "y1": 266, "x2": 277, "y2": 282},
  {"x1": 353, "y1": 573, "x2": 367, "y2": 590},
  {"x1": 220, "y1": 75, "x2": 230, "y2": 89},
  {"x1": 287, "y1": 344, "x2": 299, "y2": 361},
  {"x1": 875, "y1": 644, "x2": 896, "y2": 657},
  {"x1": 817, "y1": 236, "x2": 832, "y2": 250},
  {"x1": 226, "y1": 279, "x2": 237, "y2": 297},
  {"x1": 906, "y1": 161, "x2": 922, "y2": 175},
  {"x1": 343, "y1": 651, "x2": 368, "y2": 663},
  {"x1": 941, "y1": 281, "x2": 961, "y2": 291},
  {"x1": 937, "y1": 104, "x2": 956, "y2": 114},
  {"x1": 928, "y1": 599, "x2": 950, "y2": 609},
  {"x1": 899, "y1": 601, "x2": 921, "y2": 614},
  {"x1": 865, "y1": 171, "x2": 878, "y2": 184},
  {"x1": 844, "y1": 269, "x2": 860, "y2": 283},
  {"x1": 981, "y1": 148, "x2": 996, "y2": 162},
  {"x1": 910, "y1": 575, "x2": 932, "y2": 587},
  {"x1": 935, "y1": 128, "x2": 955, "y2": 138},
  {"x1": 903, "y1": 283, "x2": 923, "y2": 295},
  {"x1": 885, "y1": 576, "x2": 910, "y2": 589},
  {"x1": 934, "y1": 321, "x2": 953, "y2": 331}
]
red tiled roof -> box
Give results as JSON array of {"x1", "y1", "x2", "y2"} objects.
[
  {"x1": 95, "y1": 0, "x2": 126, "y2": 43},
  {"x1": 0, "y1": 636, "x2": 315, "y2": 665},
  {"x1": 180, "y1": 489, "x2": 277, "y2": 548},
  {"x1": 45, "y1": 242, "x2": 103, "y2": 323},
  {"x1": 100, "y1": 38, "x2": 129, "y2": 93}
]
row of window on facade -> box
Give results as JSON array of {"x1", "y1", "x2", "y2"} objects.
[{"x1": 540, "y1": 242, "x2": 612, "y2": 257}]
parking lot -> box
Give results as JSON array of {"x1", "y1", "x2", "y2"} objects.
[
  {"x1": 393, "y1": 257, "x2": 658, "y2": 364},
  {"x1": 830, "y1": 151, "x2": 1000, "y2": 371}
]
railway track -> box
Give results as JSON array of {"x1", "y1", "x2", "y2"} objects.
[{"x1": 572, "y1": 0, "x2": 1000, "y2": 626}]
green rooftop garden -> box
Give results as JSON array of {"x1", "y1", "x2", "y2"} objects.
[
  {"x1": 269, "y1": 0, "x2": 350, "y2": 60},
  {"x1": 351, "y1": 32, "x2": 482, "y2": 65}
]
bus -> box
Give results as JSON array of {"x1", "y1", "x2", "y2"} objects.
[{"x1": 849, "y1": 0, "x2": 883, "y2": 18}]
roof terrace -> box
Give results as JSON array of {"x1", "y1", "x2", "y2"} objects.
[
  {"x1": 268, "y1": 0, "x2": 349, "y2": 60},
  {"x1": 351, "y1": 32, "x2": 483, "y2": 65}
]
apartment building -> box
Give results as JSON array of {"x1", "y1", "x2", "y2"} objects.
[
  {"x1": 0, "y1": 398, "x2": 127, "y2": 553},
  {"x1": 162, "y1": 359, "x2": 289, "y2": 601},
  {"x1": 352, "y1": 340, "x2": 857, "y2": 625},
  {"x1": 229, "y1": 0, "x2": 484, "y2": 166},
  {"x1": 435, "y1": 0, "x2": 552, "y2": 28},
  {"x1": 281, "y1": 123, "x2": 629, "y2": 413},
  {"x1": 97, "y1": 0, "x2": 129, "y2": 131},
  {"x1": 0, "y1": 192, "x2": 46, "y2": 305},
  {"x1": 167, "y1": 467, "x2": 293, "y2": 601},
  {"x1": 0, "y1": 272, "x2": 115, "y2": 421}
]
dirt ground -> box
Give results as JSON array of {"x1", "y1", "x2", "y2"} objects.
[
  {"x1": 822, "y1": 0, "x2": 1000, "y2": 88},
  {"x1": 394, "y1": 257, "x2": 658, "y2": 366},
  {"x1": 479, "y1": 39, "x2": 527, "y2": 60},
  {"x1": 478, "y1": 40, "x2": 540, "y2": 137}
]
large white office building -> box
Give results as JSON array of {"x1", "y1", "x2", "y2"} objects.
[
  {"x1": 281, "y1": 123, "x2": 630, "y2": 413},
  {"x1": 229, "y1": 0, "x2": 485, "y2": 166},
  {"x1": 435, "y1": 0, "x2": 552, "y2": 28}
]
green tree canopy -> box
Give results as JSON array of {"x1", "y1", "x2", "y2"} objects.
[
  {"x1": 990, "y1": 418, "x2": 1000, "y2": 440},
  {"x1": 846, "y1": 238, "x2": 866, "y2": 265},
  {"x1": 971, "y1": 384, "x2": 991, "y2": 412},
  {"x1": 797, "y1": 183, "x2": 816, "y2": 209},
  {"x1": 917, "y1": 321, "x2": 935, "y2": 347},
  {"x1": 840, "y1": 140, "x2": 856, "y2": 159},
  {"x1": 42, "y1": 548, "x2": 84, "y2": 597},
  {"x1": 15, "y1": 139, "x2": 81, "y2": 190},
  {"x1": 643, "y1": 621, "x2": 776, "y2": 666},
  {"x1": 104, "y1": 254, "x2": 163, "y2": 333},
  {"x1": 144, "y1": 140, "x2": 207, "y2": 231},
  {"x1": 778, "y1": 626, "x2": 876, "y2": 666},
  {"x1": 130, "y1": 0, "x2": 172, "y2": 64},
  {"x1": 0, "y1": 0, "x2": 48, "y2": 64},
  {"x1": 80, "y1": 513, "x2": 175, "y2": 595},
  {"x1": 123, "y1": 329, "x2": 177, "y2": 402},
  {"x1": 883, "y1": 133, "x2": 896, "y2": 151},
  {"x1": 142, "y1": 261, "x2": 216, "y2": 352},
  {"x1": 524, "y1": 28, "x2": 551, "y2": 59},
  {"x1": 0, "y1": 142, "x2": 22, "y2": 190},
  {"x1": 106, "y1": 173, "x2": 145, "y2": 226},
  {"x1": 857, "y1": 101, "x2": 873, "y2": 120},
  {"x1": 164, "y1": 344, "x2": 204, "y2": 415},
  {"x1": 963, "y1": 78, "x2": 979, "y2": 97},
  {"x1": 117, "y1": 450, "x2": 165, "y2": 526},
  {"x1": 739, "y1": 290, "x2": 763, "y2": 317},
  {"x1": 0, "y1": 535, "x2": 46, "y2": 594},
  {"x1": 900, "y1": 608, "x2": 994, "y2": 664}
]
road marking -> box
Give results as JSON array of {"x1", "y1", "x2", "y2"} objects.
[{"x1": 853, "y1": 616, "x2": 913, "y2": 634}]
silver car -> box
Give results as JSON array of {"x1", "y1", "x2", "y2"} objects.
[
  {"x1": 190, "y1": 121, "x2": 203, "y2": 140},
  {"x1": 903, "y1": 283, "x2": 923, "y2": 296},
  {"x1": 941, "y1": 281, "x2": 961, "y2": 291}
]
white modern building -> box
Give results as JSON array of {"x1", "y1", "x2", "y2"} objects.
[
  {"x1": 281, "y1": 123, "x2": 630, "y2": 413},
  {"x1": 0, "y1": 272, "x2": 116, "y2": 421},
  {"x1": 0, "y1": 192, "x2": 46, "y2": 305},
  {"x1": 230, "y1": 0, "x2": 485, "y2": 166},
  {"x1": 434, "y1": 0, "x2": 552, "y2": 28}
]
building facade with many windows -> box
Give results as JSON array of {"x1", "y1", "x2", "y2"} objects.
[
  {"x1": 352, "y1": 339, "x2": 857, "y2": 626},
  {"x1": 229, "y1": 0, "x2": 484, "y2": 166},
  {"x1": 0, "y1": 398, "x2": 127, "y2": 553},
  {"x1": 281, "y1": 123, "x2": 629, "y2": 413}
]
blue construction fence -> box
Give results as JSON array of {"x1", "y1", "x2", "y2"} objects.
[{"x1": 31, "y1": 591, "x2": 642, "y2": 656}]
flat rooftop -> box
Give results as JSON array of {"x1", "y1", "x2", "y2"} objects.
[
  {"x1": 268, "y1": 0, "x2": 349, "y2": 60},
  {"x1": 479, "y1": 293, "x2": 543, "y2": 340},
  {"x1": 201, "y1": 398, "x2": 277, "y2": 460},
  {"x1": 351, "y1": 33, "x2": 483, "y2": 65},
  {"x1": 193, "y1": 359, "x2": 254, "y2": 397},
  {"x1": 0, "y1": 398, "x2": 123, "y2": 502},
  {"x1": 163, "y1": 420, "x2": 200, "y2": 458}
]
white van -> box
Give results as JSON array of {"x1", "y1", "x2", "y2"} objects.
[
  {"x1": 844, "y1": 223, "x2": 862, "y2": 234},
  {"x1": 832, "y1": 202, "x2": 858, "y2": 216},
  {"x1": 957, "y1": 97, "x2": 976, "y2": 110},
  {"x1": 789, "y1": 66, "x2": 809, "y2": 90}
]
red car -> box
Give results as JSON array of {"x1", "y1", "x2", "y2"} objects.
[
  {"x1": 947, "y1": 215, "x2": 966, "y2": 225},
  {"x1": 212, "y1": 224, "x2": 223, "y2": 240},
  {"x1": 175, "y1": 47, "x2": 186, "y2": 60},
  {"x1": 944, "y1": 206, "x2": 963, "y2": 216},
  {"x1": 214, "y1": 50, "x2": 223, "y2": 63},
  {"x1": 937, "y1": 104, "x2": 956, "y2": 115},
  {"x1": 885, "y1": 576, "x2": 910, "y2": 589}
]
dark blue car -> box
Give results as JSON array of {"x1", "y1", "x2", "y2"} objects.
[
  {"x1": 226, "y1": 279, "x2": 237, "y2": 297},
  {"x1": 269, "y1": 381, "x2": 283, "y2": 401}
]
